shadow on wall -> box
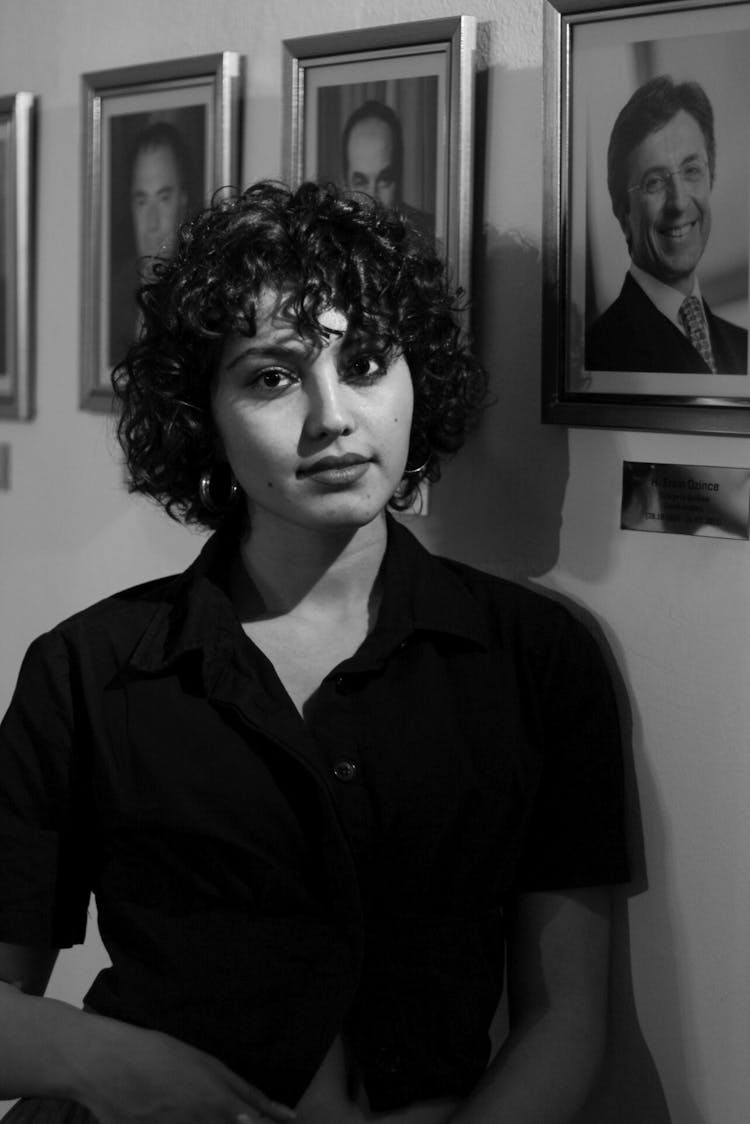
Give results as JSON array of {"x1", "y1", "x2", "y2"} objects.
[
  {"x1": 570, "y1": 615, "x2": 674, "y2": 1124},
  {"x1": 427, "y1": 225, "x2": 569, "y2": 580},
  {"x1": 580, "y1": 612, "x2": 711, "y2": 1124}
]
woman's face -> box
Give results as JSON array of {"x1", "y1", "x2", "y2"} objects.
[{"x1": 211, "y1": 289, "x2": 414, "y2": 535}]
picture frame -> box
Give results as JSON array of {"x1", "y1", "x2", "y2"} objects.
[
  {"x1": 283, "y1": 16, "x2": 476, "y2": 302},
  {"x1": 0, "y1": 92, "x2": 36, "y2": 421},
  {"x1": 80, "y1": 52, "x2": 244, "y2": 413},
  {"x1": 543, "y1": 0, "x2": 750, "y2": 434}
]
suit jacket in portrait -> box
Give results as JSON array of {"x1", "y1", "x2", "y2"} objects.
[
  {"x1": 109, "y1": 255, "x2": 142, "y2": 369},
  {"x1": 585, "y1": 272, "x2": 748, "y2": 375}
]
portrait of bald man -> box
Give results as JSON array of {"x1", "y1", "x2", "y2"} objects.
[
  {"x1": 340, "y1": 99, "x2": 435, "y2": 239},
  {"x1": 108, "y1": 117, "x2": 200, "y2": 367}
]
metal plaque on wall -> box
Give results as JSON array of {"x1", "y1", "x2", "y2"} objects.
[{"x1": 621, "y1": 462, "x2": 750, "y2": 540}]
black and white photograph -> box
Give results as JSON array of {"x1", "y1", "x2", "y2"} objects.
[
  {"x1": 80, "y1": 53, "x2": 243, "y2": 411},
  {"x1": 4, "y1": 5, "x2": 750, "y2": 1124},
  {"x1": 285, "y1": 17, "x2": 475, "y2": 299},
  {"x1": 107, "y1": 109, "x2": 206, "y2": 368},
  {"x1": 316, "y1": 78, "x2": 438, "y2": 241},
  {"x1": 582, "y1": 34, "x2": 749, "y2": 380},
  {"x1": 543, "y1": 0, "x2": 750, "y2": 433}
]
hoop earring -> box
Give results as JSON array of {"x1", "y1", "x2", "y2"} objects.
[
  {"x1": 403, "y1": 457, "x2": 430, "y2": 477},
  {"x1": 199, "y1": 466, "x2": 240, "y2": 514}
]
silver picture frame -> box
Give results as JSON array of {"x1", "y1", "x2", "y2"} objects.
[
  {"x1": 0, "y1": 92, "x2": 36, "y2": 421},
  {"x1": 543, "y1": 0, "x2": 750, "y2": 434},
  {"x1": 80, "y1": 52, "x2": 244, "y2": 413},
  {"x1": 284, "y1": 16, "x2": 476, "y2": 302}
]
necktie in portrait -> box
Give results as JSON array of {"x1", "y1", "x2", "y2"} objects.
[{"x1": 679, "y1": 295, "x2": 716, "y2": 372}]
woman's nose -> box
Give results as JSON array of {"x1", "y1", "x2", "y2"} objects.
[{"x1": 303, "y1": 369, "x2": 354, "y2": 438}]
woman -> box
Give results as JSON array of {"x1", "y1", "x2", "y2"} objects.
[{"x1": 0, "y1": 182, "x2": 629, "y2": 1124}]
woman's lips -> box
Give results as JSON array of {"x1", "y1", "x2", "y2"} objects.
[{"x1": 297, "y1": 454, "x2": 372, "y2": 486}]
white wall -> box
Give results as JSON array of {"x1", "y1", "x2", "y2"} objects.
[{"x1": 0, "y1": 1, "x2": 748, "y2": 1121}]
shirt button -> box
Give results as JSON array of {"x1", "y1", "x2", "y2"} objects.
[{"x1": 332, "y1": 759, "x2": 358, "y2": 782}]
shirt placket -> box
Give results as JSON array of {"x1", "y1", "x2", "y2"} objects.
[
  {"x1": 205, "y1": 652, "x2": 365, "y2": 933},
  {"x1": 307, "y1": 669, "x2": 374, "y2": 873}
]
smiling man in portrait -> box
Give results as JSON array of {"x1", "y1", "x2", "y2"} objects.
[{"x1": 586, "y1": 75, "x2": 748, "y2": 374}]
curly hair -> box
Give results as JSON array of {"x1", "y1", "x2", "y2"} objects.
[{"x1": 113, "y1": 180, "x2": 488, "y2": 530}]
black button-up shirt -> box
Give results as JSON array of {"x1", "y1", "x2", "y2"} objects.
[{"x1": 0, "y1": 518, "x2": 629, "y2": 1110}]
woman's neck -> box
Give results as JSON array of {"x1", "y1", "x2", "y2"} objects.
[{"x1": 234, "y1": 512, "x2": 388, "y2": 624}]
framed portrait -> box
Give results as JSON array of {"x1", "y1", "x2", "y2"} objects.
[
  {"x1": 0, "y1": 92, "x2": 36, "y2": 420},
  {"x1": 284, "y1": 16, "x2": 476, "y2": 301},
  {"x1": 543, "y1": 0, "x2": 750, "y2": 434},
  {"x1": 81, "y1": 52, "x2": 244, "y2": 412}
]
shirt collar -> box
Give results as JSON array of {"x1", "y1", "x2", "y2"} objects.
[
  {"x1": 128, "y1": 515, "x2": 491, "y2": 677},
  {"x1": 629, "y1": 261, "x2": 703, "y2": 332},
  {"x1": 375, "y1": 515, "x2": 491, "y2": 650},
  {"x1": 127, "y1": 528, "x2": 242, "y2": 675}
]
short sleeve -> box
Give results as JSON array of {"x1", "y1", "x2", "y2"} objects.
[
  {"x1": 513, "y1": 606, "x2": 631, "y2": 892},
  {"x1": 0, "y1": 630, "x2": 91, "y2": 946}
]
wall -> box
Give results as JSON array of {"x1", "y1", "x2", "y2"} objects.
[{"x1": 0, "y1": 1, "x2": 747, "y2": 1121}]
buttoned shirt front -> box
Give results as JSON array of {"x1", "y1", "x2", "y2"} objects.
[{"x1": 0, "y1": 519, "x2": 629, "y2": 1110}]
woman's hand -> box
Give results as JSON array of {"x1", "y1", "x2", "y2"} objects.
[
  {"x1": 70, "y1": 1015, "x2": 296, "y2": 1124},
  {"x1": 0, "y1": 949, "x2": 294, "y2": 1122},
  {"x1": 294, "y1": 1034, "x2": 457, "y2": 1124}
]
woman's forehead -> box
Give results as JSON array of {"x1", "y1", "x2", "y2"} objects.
[
  {"x1": 238, "y1": 285, "x2": 348, "y2": 340},
  {"x1": 251, "y1": 288, "x2": 348, "y2": 341}
]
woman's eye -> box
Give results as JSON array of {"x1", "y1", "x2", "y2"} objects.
[
  {"x1": 248, "y1": 367, "x2": 295, "y2": 394},
  {"x1": 346, "y1": 354, "x2": 386, "y2": 383}
]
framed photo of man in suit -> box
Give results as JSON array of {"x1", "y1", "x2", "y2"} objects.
[
  {"x1": 284, "y1": 17, "x2": 476, "y2": 303},
  {"x1": 543, "y1": 0, "x2": 750, "y2": 434},
  {"x1": 0, "y1": 92, "x2": 35, "y2": 421},
  {"x1": 80, "y1": 53, "x2": 243, "y2": 412}
]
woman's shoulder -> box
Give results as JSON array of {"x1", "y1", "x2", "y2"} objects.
[
  {"x1": 21, "y1": 531, "x2": 235, "y2": 686},
  {"x1": 390, "y1": 520, "x2": 592, "y2": 653},
  {"x1": 0, "y1": 572, "x2": 188, "y2": 736},
  {"x1": 435, "y1": 552, "x2": 575, "y2": 625},
  {"x1": 37, "y1": 532, "x2": 225, "y2": 654},
  {"x1": 55, "y1": 570, "x2": 181, "y2": 633},
  {"x1": 22, "y1": 570, "x2": 186, "y2": 680},
  {"x1": 430, "y1": 552, "x2": 607, "y2": 668}
]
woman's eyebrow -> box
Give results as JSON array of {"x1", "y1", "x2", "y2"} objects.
[
  {"x1": 224, "y1": 340, "x2": 307, "y2": 370},
  {"x1": 339, "y1": 331, "x2": 389, "y2": 352}
]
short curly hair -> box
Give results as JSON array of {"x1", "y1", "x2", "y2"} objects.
[{"x1": 113, "y1": 180, "x2": 488, "y2": 530}]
